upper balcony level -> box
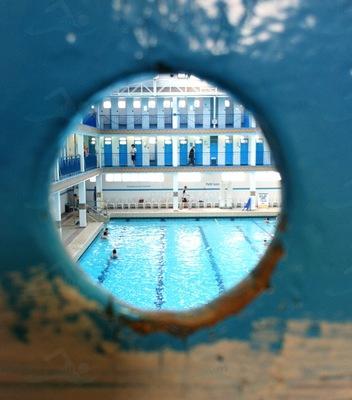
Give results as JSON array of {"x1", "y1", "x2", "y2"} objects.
[
  {"x1": 84, "y1": 110, "x2": 255, "y2": 132},
  {"x1": 53, "y1": 138, "x2": 274, "y2": 184},
  {"x1": 84, "y1": 75, "x2": 256, "y2": 132}
]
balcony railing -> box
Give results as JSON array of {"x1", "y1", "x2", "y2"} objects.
[
  {"x1": 59, "y1": 155, "x2": 81, "y2": 178},
  {"x1": 54, "y1": 151, "x2": 272, "y2": 183},
  {"x1": 100, "y1": 151, "x2": 272, "y2": 168},
  {"x1": 95, "y1": 112, "x2": 254, "y2": 130},
  {"x1": 84, "y1": 154, "x2": 97, "y2": 170}
]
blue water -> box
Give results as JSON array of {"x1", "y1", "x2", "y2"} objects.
[{"x1": 79, "y1": 218, "x2": 276, "y2": 311}]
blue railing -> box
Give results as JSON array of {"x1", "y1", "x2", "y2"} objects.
[
  {"x1": 84, "y1": 154, "x2": 97, "y2": 170},
  {"x1": 100, "y1": 151, "x2": 272, "y2": 168},
  {"x1": 54, "y1": 150, "x2": 272, "y2": 182},
  {"x1": 59, "y1": 155, "x2": 81, "y2": 178},
  {"x1": 95, "y1": 112, "x2": 254, "y2": 130}
]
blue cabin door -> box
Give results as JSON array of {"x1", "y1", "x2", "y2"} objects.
[
  {"x1": 164, "y1": 141, "x2": 172, "y2": 166},
  {"x1": 210, "y1": 136, "x2": 218, "y2": 166},
  {"x1": 225, "y1": 142, "x2": 233, "y2": 166},
  {"x1": 256, "y1": 141, "x2": 264, "y2": 165},
  {"x1": 104, "y1": 139, "x2": 112, "y2": 167},
  {"x1": 195, "y1": 141, "x2": 203, "y2": 166},
  {"x1": 240, "y1": 140, "x2": 248, "y2": 165},
  {"x1": 179, "y1": 141, "x2": 188, "y2": 166},
  {"x1": 242, "y1": 111, "x2": 250, "y2": 127},
  {"x1": 135, "y1": 140, "x2": 143, "y2": 166},
  {"x1": 119, "y1": 141, "x2": 127, "y2": 166}
]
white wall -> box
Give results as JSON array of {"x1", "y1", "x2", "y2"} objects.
[{"x1": 85, "y1": 172, "x2": 282, "y2": 207}]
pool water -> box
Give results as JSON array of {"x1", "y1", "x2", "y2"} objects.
[{"x1": 79, "y1": 218, "x2": 276, "y2": 311}]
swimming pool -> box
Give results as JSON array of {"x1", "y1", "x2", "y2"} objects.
[{"x1": 79, "y1": 218, "x2": 276, "y2": 311}]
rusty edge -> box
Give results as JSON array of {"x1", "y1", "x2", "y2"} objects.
[{"x1": 117, "y1": 218, "x2": 286, "y2": 338}]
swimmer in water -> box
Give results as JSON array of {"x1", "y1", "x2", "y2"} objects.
[
  {"x1": 101, "y1": 230, "x2": 108, "y2": 239},
  {"x1": 111, "y1": 249, "x2": 118, "y2": 259}
]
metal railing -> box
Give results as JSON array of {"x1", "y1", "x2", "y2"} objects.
[
  {"x1": 86, "y1": 204, "x2": 110, "y2": 223},
  {"x1": 84, "y1": 154, "x2": 97, "y2": 170},
  {"x1": 95, "y1": 112, "x2": 254, "y2": 130},
  {"x1": 54, "y1": 151, "x2": 272, "y2": 182},
  {"x1": 100, "y1": 151, "x2": 272, "y2": 167},
  {"x1": 59, "y1": 155, "x2": 81, "y2": 178}
]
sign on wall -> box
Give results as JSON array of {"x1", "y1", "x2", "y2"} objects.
[{"x1": 258, "y1": 192, "x2": 269, "y2": 208}]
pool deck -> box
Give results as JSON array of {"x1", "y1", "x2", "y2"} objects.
[
  {"x1": 65, "y1": 222, "x2": 104, "y2": 261},
  {"x1": 108, "y1": 207, "x2": 281, "y2": 219},
  {"x1": 60, "y1": 213, "x2": 105, "y2": 261}
]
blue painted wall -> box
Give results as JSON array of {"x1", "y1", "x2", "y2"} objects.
[{"x1": 1, "y1": 1, "x2": 352, "y2": 394}]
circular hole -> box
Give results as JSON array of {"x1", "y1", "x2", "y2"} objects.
[{"x1": 49, "y1": 72, "x2": 284, "y2": 334}]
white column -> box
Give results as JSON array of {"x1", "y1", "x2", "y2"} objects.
[
  {"x1": 263, "y1": 134, "x2": 271, "y2": 165},
  {"x1": 234, "y1": 104, "x2": 242, "y2": 128},
  {"x1": 217, "y1": 98, "x2": 226, "y2": 128},
  {"x1": 172, "y1": 173, "x2": 179, "y2": 211},
  {"x1": 212, "y1": 96, "x2": 217, "y2": 128},
  {"x1": 51, "y1": 192, "x2": 62, "y2": 237},
  {"x1": 97, "y1": 136, "x2": 103, "y2": 167},
  {"x1": 219, "y1": 181, "x2": 226, "y2": 208},
  {"x1": 249, "y1": 172, "x2": 256, "y2": 210},
  {"x1": 249, "y1": 112, "x2": 256, "y2": 128},
  {"x1": 142, "y1": 137, "x2": 149, "y2": 166},
  {"x1": 112, "y1": 137, "x2": 118, "y2": 166},
  {"x1": 157, "y1": 137, "x2": 164, "y2": 167},
  {"x1": 172, "y1": 136, "x2": 179, "y2": 167},
  {"x1": 218, "y1": 135, "x2": 226, "y2": 166},
  {"x1": 203, "y1": 138, "x2": 210, "y2": 166},
  {"x1": 226, "y1": 181, "x2": 234, "y2": 208},
  {"x1": 76, "y1": 134, "x2": 85, "y2": 172},
  {"x1": 96, "y1": 105, "x2": 101, "y2": 128},
  {"x1": 233, "y1": 136, "x2": 241, "y2": 165},
  {"x1": 188, "y1": 99, "x2": 195, "y2": 128},
  {"x1": 203, "y1": 98, "x2": 211, "y2": 128},
  {"x1": 172, "y1": 96, "x2": 179, "y2": 129},
  {"x1": 126, "y1": 98, "x2": 134, "y2": 129},
  {"x1": 111, "y1": 98, "x2": 118, "y2": 129},
  {"x1": 157, "y1": 98, "x2": 165, "y2": 129},
  {"x1": 142, "y1": 98, "x2": 149, "y2": 129},
  {"x1": 249, "y1": 135, "x2": 256, "y2": 166},
  {"x1": 96, "y1": 174, "x2": 104, "y2": 210},
  {"x1": 78, "y1": 181, "x2": 87, "y2": 227}
]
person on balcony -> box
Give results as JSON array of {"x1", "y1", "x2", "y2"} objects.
[
  {"x1": 188, "y1": 146, "x2": 195, "y2": 166},
  {"x1": 130, "y1": 144, "x2": 137, "y2": 166}
]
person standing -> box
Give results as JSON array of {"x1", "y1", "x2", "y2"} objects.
[
  {"x1": 182, "y1": 186, "x2": 189, "y2": 208},
  {"x1": 130, "y1": 144, "x2": 137, "y2": 166},
  {"x1": 188, "y1": 145, "x2": 195, "y2": 165}
]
